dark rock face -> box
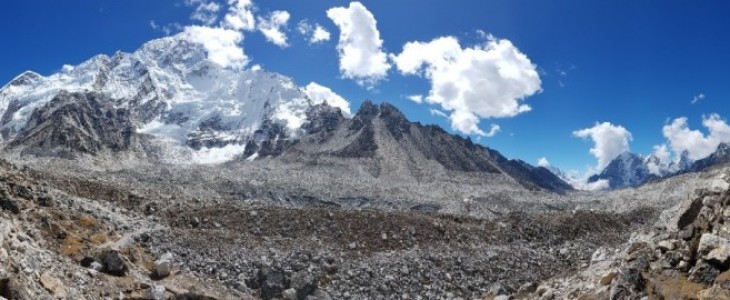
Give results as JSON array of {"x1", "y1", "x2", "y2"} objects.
[
  {"x1": 8, "y1": 91, "x2": 139, "y2": 157},
  {"x1": 577, "y1": 175, "x2": 730, "y2": 298},
  {"x1": 289, "y1": 270, "x2": 317, "y2": 300},
  {"x1": 8, "y1": 71, "x2": 42, "y2": 87},
  {"x1": 246, "y1": 120, "x2": 292, "y2": 158},
  {"x1": 260, "y1": 269, "x2": 286, "y2": 300},
  {"x1": 690, "y1": 143, "x2": 730, "y2": 172},
  {"x1": 0, "y1": 198, "x2": 20, "y2": 214},
  {"x1": 287, "y1": 100, "x2": 572, "y2": 193},
  {"x1": 588, "y1": 152, "x2": 656, "y2": 189},
  {"x1": 609, "y1": 267, "x2": 646, "y2": 299},
  {"x1": 301, "y1": 103, "x2": 346, "y2": 138},
  {"x1": 96, "y1": 249, "x2": 128, "y2": 276}
]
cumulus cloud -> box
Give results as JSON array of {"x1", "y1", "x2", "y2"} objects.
[
  {"x1": 327, "y1": 2, "x2": 391, "y2": 86},
  {"x1": 572, "y1": 179, "x2": 610, "y2": 191},
  {"x1": 652, "y1": 144, "x2": 671, "y2": 163},
  {"x1": 537, "y1": 157, "x2": 550, "y2": 167},
  {"x1": 222, "y1": 0, "x2": 256, "y2": 31},
  {"x1": 485, "y1": 124, "x2": 501, "y2": 137},
  {"x1": 302, "y1": 82, "x2": 351, "y2": 116},
  {"x1": 181, "y1": 25, "x2": 248, "y2": 69},
  {"x1": 691, "y1": 93, "x2": 705, "y2": 104},
  {"x1": 406, "y1": 94, "x2": 423, "y2": 103},
  {"x1": 311, "y1": 25, "x2": 331, "y2": 44},
  {"x1": 257, "y1": 10, "x2": 290, "y2": 47},
  {"x1": 645, "y1": 144, "x2": 671, "y2": 176},
  {"x1": 151, "y1": 20, "x2": 182, "y2": 36},
  {"x1": 187, "y1": 0, "x2": 221, "y2": 25},
  {"x1": 390, "y1": 35, "x2": 541, "y2": 136},
  {"x1": 429, "y1": 109, "x2": 448, "y2": 118},
  {"x1": 662, "y1": 114, "x2": 730, "y2": 160},
  {"x1": 297, "y1": 21, "x2": 331, "y2": 44},
  {"x1": 573, "y1": 122, "x2": 632, "y2": 170}
]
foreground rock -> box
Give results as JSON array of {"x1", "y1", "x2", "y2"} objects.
[{"x1": 525, "y1": 171, "x2": 730, "y2": 299}]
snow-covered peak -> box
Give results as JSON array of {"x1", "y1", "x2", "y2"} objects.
[
  {"x1": 589, "y1": 151, "x2": 654, "y2": 189},
  {"x1": 0, "y1": 34, "x2": 351, "y2": 164},
  {"x1": 668, "y1": 150, "x2": 693, "y2": 173},
  {"x1": 644, "y1": 154, "x2": 670, "y2": 177}
]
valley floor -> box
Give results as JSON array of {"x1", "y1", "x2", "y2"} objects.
[{"x1": 0, "y1": 157, "x2": 726, "y2": 299}]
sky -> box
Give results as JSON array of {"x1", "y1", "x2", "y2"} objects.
[{"x1": 2, "y1": 0, "x2": 730, "y2": 179}]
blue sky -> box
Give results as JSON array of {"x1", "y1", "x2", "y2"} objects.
[{"x1": 2, "y1": 0, "x2": 730, "y2": 175}]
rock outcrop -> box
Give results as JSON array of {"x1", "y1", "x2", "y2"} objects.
[{"x1": 524, "y1": 172, "x2": 730, "y2": 299}]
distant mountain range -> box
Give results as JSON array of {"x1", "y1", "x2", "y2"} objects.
[
  {"x1": 0, "y1": 32, "x2": 573, "y2": 194},
  {"x1": 577, "y1": 143, "x2": 730, "y2": 190}
]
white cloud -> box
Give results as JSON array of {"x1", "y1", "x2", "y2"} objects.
[
  {"x1": 485, "y1": 124, "x2": 501, "y2": 137},
  {"x1": 302, "y1": 82, "x2": 351, "y2": 116},
  {"x1": 327, "y1": 2, "x2": 391, "y2": 86},
  {"x1": 311, "y1": 25, "x2": 331, "y2": 44},
  {"x1": 691, "y1": 93, "x2": 706, "y2": 104},
  {"x1": 407, "y1": 94, "x2": 423, "y2": 103},
  {"x1": 181, "y1": 25, "x2": 248, "y2": 69},
  {"x1": 150, "y1": 20, "x2": 181, "y2": 36},
  {"x1": 187, "y1": 0, "x2": 221, "y2": 25},
  {"x1": 391, "y1": 35, "x2": 541, "y2": 136},
  {"x1": 296, "y1": 21, "x2": 310, "y2": 35},
  {"x1": 571, "y1": 178, "x2": 610, "y2": 191},
  {"x1": 429, "y1": 109, "x2": 448, "y2": 118},
  {"x1": 297, "y1": 21, "x2": 331, "y2": 44},
  {"x1": 257, "y1": 10, "x2": 290, "y2": 47},
  {"x1": 537, "y1": 157, "x2": 550, "y2": 167},
  {"x1": 573, "y1": 122, "x2": 632, "y2": 170},
  {"x1": 651, "y1": 144, "x2": 671, "y2": 163},
  {"x1": 646, "y1": 144, "x2": 672, "y2": 176},
  {"x1": 662, "y1": 114, "x2": 730, "y2": 160},
  {"x1": 556, "y1": 168, "x2": 610, "y2": 191},
  {"x1": 222, "y1": 0, "x2": 256, "y2": 31}
]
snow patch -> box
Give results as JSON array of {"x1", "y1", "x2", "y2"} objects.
[{"x1": 191, "y1": 143, "x2": 247, "y2": 164}]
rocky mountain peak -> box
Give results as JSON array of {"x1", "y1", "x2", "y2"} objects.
[
  {"x1": 8, "y1": 90, "x2": 139, "y2": 157},
  {"x1": 589, "y1": 151, "x2": 656, "y2": 189},
  {"x1": 7, "y1": 71, "x2": 43, "y2": 88}
]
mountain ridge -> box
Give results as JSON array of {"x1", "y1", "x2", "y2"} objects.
[{"x1": 0, "y1": 33, "x2": 573, "y2": 193}]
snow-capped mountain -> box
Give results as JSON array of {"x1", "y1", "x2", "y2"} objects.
[
  {"x1": 689, "y1": 143, "x2": 730, "y2": 172},
  {"x1": 668, "y1": 150, "x2": 693, "y2": 173},
  {"x1": 586, "y1": 145, "x2": 730, "y2": 190},
  {"x1": 587, "y1": 151, "x2": 658, "y2": 189},
  {"x1": 282, "y1": 101, "x2": 573, "y2": 193},
  {"x1": 0, "y1": 32, "x2": 575, "y2": 193},
  {"x1": 0, "y1": 33, "x2": 348, "y2": 163},
  {"x1": 644, "y1": 154, "x2": 670, "y2": 177}
]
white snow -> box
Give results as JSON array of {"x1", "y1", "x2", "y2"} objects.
[
  {"x1": 0, "y1": 32, "x2": 352, "y2": 164},
  {"x1": 191, "y1": 143, "x2": 247, "y2": 164}
]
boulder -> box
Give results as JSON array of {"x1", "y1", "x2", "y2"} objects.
[
  {"x1": 97, "y1": 249, "x2": 128, "y2": 276},
  {"x1": 710, "y1": 179, "x2": 730, "y2": 194},
  {"x1": 609, "y1": 267, "x2": 645, "y2": 299},
  {"x1": 261, "y1": 269, "x2": 285, "y2": 300},
  {"x1": 698, "y1": 286, "x2": 730, "y2": 300},
  {"x1": 37, "y1": 195, "x2": 53, "y2": 207},
  {"x1": 282, "y1": 288, "x2": 297, "y2": 300},
  {"x1": 599, "y1": 271, "x2": 618, "y2": 286},
  {"x1": 676, "y1": 197, "x2": 703, "y2": 230},
  {"x1": 39, "y1": 272, "x2": 67, "y2": 299},
  {"x1": 0, "y1": 199, "x2": 19, "y2": 215},
  {"x1": 698, "y1": 233, "x2": 730, "y2": 267},
  {"x1": 154, "y1": 252, "x2": 173, "y2": 278},
  {"x1": 290, "y1": 270, "x2": 317, "y2": 300},
  {"x1": 146, "y1": 285, "x2": 166, "y2": 300},
  {"x1": 657, "y1": 240, "x2": 675, "y2": 252},
  {"x1": 689, "y1": 260, "x2": 720, "y2": 285}
]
